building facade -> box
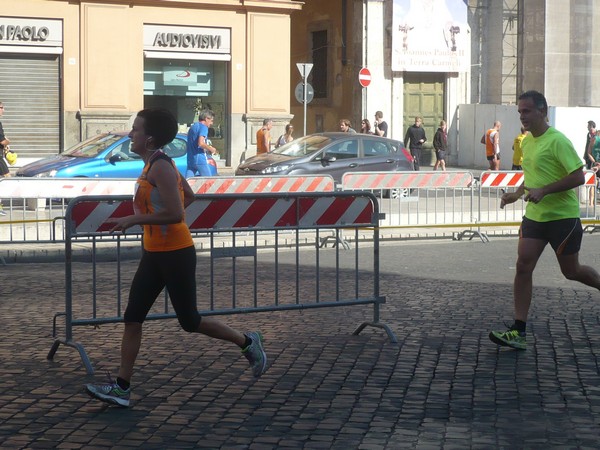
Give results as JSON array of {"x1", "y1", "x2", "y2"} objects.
[
  {"x1": 0, "y1": 0, "x2": 301, "y2": 167},
  {"x1": 290, "y1": 0, "x2": 600, "y2": 167}
]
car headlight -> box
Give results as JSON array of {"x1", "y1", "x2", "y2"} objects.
[
  {"x1": 34, "y1": 170, "x2": 58, "y2": 178},
  {"x1": 261, "y1": 165, "x2": 290, "y2": 174}
]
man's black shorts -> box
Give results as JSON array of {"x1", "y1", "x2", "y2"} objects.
[
  {"x1": 520, "y1": 216, "x2": 583, "y2": 255},
  {"x1": 486, "y1": 153, "x2": 500, "y2": 161}
]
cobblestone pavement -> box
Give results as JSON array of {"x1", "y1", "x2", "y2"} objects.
[{"x1": 2, "y1": 237, "x2": 600, "y2": 449}]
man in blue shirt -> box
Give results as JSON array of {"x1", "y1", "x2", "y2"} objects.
[{"x1": 186, "y1": 109, "x2": 217, "y2": 177}]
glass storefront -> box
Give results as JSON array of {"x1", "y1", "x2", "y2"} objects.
[{"x1": 143, "y1": 58, "x2": 228, "y2": 161}]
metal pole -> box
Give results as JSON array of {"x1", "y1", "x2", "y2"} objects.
[{"x1": 303, "y1": 67, "x2": 308, "y2": 137}]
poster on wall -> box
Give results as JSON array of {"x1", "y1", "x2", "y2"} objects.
[{"x1": 392, "y1": 0, "x2": 469, "y2": 73}]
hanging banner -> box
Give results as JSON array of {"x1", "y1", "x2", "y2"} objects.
[{"x1": 392, "y1": 0, "x2": 469, "y2": 73}]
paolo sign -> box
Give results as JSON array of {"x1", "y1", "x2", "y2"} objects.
[{"x1": 0, "y1": 17, "x2": 62, "y2": 48}]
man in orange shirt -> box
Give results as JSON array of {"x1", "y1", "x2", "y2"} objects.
[
  {"x1": 482, "y1": 120, "x2": 501, "y2": 170},
  {"x1": 256, "y1": 118, "x2": 273, "y2": 155}
]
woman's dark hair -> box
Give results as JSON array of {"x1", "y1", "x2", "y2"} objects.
[
  {"x1": 136, "y1": 108, "x2": 178, "y2": 149},
  {"x1": 361, "y1": 118, "x2": 371, "y2": 133}
]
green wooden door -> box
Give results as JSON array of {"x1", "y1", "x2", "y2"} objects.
[{"x1": 403, "y1": 73, "x2": 445, "y2": 167}]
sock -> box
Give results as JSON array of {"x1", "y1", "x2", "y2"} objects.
[
  {"x1": 513, "y1": 320, "x2": 526, "y2": 334},
  {"x1": 116, "y1": 377, "x2": 130, "y2": 391},
  {"x1": 242, "y1": 335, "x2": 252, "y2": 349}
]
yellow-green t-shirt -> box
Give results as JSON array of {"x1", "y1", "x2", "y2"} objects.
[
  {"x1": 522, "y1": 127, "x2": 583, "y2": 222},
  {"x1": 512, "y1": 133, "x2": 526, "y2": 166}
]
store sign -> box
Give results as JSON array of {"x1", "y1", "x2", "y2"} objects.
[
  {"x1": 144, "y1": 24, "x2": 230, "y2": 55},
  {"x1": 163, "y1": 66, "x2": 198, "y2": 87},
  {"x1": 391, "y1": 0, "x2": 468, "y2": 73},
  {"x1": 0, "y1": 17, "x2": 62, "y2": 47}
]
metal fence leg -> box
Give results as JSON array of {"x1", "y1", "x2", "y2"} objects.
[
  {"x1": 353, "y1": 321, "x2": 398, "y2": 343},
  {"x1": 47, "y1": 339, "x2": 95, "y2": 375},
  {"x1": 352, "y1": 301, "x2": 398, "y2": 343}
]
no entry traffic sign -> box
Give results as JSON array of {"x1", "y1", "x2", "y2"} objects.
[{"x1": 358, "y1": 67, "x2": 371, "y2": 88}]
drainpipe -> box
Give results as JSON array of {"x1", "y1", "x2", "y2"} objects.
[{"x1": 342, "y1": 0, "x2": 347, "y2": 66}]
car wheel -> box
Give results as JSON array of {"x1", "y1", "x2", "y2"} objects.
[{"x1": 385, "y1": 188, "x2": 410, "y2": 199}]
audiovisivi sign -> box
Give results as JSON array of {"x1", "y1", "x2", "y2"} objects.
[
  {"x1": 0, "y1": 17, "x2": 63, "y2": 52},
  {"x1": 144, "y1": 24, "x2": 230, "y2": 59}
]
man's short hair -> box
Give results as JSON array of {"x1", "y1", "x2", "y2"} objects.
[
  {"x1": 263, "y1": 118, "x2": 272, "y2": 126},
  {"x1": 518, "y1": 90, "x2": 548, "y2": 114},
  {"x1": 198, "y1": 109, "x2": 214, "y2": 121},
  {"x1": 375, "y1": 111, "x2": 383, "y2": 119},
  {"x1": 340, "y1": 119, "x2": 352, "y2": 127},
  {"x1": 588, "y1": 120, "x2": 596, "y2": 128}
]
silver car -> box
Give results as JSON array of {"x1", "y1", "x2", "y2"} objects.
[{"x1": 235, "y1": 132, "x2": 414, "y2": 183}]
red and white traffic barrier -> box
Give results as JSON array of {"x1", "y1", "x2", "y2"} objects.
[
  {"x1": 187, "y1": 175, "x2": 335, "y2": 194},
  {"x1": 341, "y1": 171, "x2": 474, "y2": 190},
  {"x1": 480, "y1": 170, "x2": 596, "y2": 187},
  {"x1": 68, "y1": 193, "x2": 376, "y2": 235},
  {"x1": 0, "y1": 178, "x2": 136, "y2": 198}
]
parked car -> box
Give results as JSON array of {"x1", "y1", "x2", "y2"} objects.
[
  {"x1": 16, "y1": 131, "x2": 218, "y2": 178},
  {"x1": 235, "y1": 132, "x2": 414, "y2": 195}
]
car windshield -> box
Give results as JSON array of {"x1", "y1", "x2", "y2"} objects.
[
  {"x1": 63, "y1": 134, "x2": 124, "y2": 158},
  {"x1": 271, "y1": 135, "x2": 332, "y2": 157}
]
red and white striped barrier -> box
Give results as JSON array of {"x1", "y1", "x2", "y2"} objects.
[
  {"x1": 479, "y1": 171, "x2": 523, "y2": 187},
  {"x1": 187, "y1": 175, "x2": 335, "y2": 194},
  {"x1": 480, "y1": 170, "x2": 596, "y2": 187},
  {"x1": 341, "y1": 171, "x2": 474, "y2": 190},
  {"x1": 0, "y1": 178, "x2": 136, "y2": 198},
  {"x1": 67, "y1": 193, "x2": 376, "y2": 235}
]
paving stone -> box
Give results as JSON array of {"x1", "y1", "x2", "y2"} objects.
[{"x1": 3, "y1": 239, "x2": 600, "y2": 447}]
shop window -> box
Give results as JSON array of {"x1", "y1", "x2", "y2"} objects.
[
  {"x1": 143, "y1": 58, "x2": 228, "y2": 163},
  {"x1": 311, "y1": 30, "x2": 328, "y2": 99}
]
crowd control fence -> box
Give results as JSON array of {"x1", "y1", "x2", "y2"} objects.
[
  {"x1": 1, "y1": 171, "x2": 598, "y2": 246},
  {"x1": 0, "y1": 175, "x2": 334, "y2": 244},
  {"x1": 47, "y1": 191, "x2": 393, "y2": 374},
  {"x1": 341, "y1": 170, "x2": 598, "y2": 242}
]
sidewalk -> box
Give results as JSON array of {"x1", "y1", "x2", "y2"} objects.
[{"x1": 2, "y1": 238, "x2": 600, "y2": 448}]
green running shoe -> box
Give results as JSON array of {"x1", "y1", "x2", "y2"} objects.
[
  {"x1": 85, "y1": 381, "x2": 130, "y2": 407},
  {"x1": 242, "y1": 331, "x2": 267, "y2": 377},
  {"x1": 489, "y1": 328, "x2": 526, "y2": 350}
]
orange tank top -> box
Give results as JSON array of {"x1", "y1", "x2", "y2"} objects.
[
  {"x1": 134, "y1": 152, "x2": 194, "y2": 252},
  {"x1": 256, "y1": 127, "x2": 270, "y2": 154},
  {"x1": 485, "y1": 128, "x2": 498, "y2": 157}
]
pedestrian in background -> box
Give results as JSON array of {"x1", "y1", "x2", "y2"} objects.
[
  {"x1": 482, "y1": 120, "x2": 501, "y2": 170},
  {"x1": 511, "y1": 126, "x2": 527, "y2": 170},
  {"x1": 256, "y1": 118, "x2": 273, "y2": 155},
  {"x1": 404, "y1": 116, "x2": 427, "y2": 170},
  {"x1": 489, "y1": 91, "x2": 600, "y2": 350},
  {"x1": 0, "y1": 101, "x2": 10, "y2": 179},
  {"x1": 0, "y1": 101, "x2": 11, "y2": 216},
  {"x1": 85, "y1": 108, "x2": 267, "y2": 408},
  {"x1": 584, "y1": 120, "x2": 596, "y2": 170},
  {"x1": 339, "y1": 119, "x2": 356, "y2": 134},
  {"x1": 373, "y1": 111, "x2": 388, "y2": 137},
  {"x1": 186, "y1": 109, "x2": 217, "y2": 177},
  {"x1": 432, "y1": 119, "x2": 448, "y2": 171},
  {"x1": 275, "y1": 123, "x2": 294, "y2": 148},
  {"x1": 360, "y1": 119, "x2": 372, "y2": 134}
]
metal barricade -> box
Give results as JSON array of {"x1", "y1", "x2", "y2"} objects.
[
  {"x1": 48, "y1": 191, "x2": 394, "y2": 374},
  {"x1": 0, "y1": 176, "x2": 335, "y2": 244},
  {"x1": 188, "y1": 174, "x2": 335, "y2": 194},
  {"x1": 341, "y1": 171, "x2": 483, "y2": 239},
  {"x1": 0, "y1": 178, "x2": 136, "y2": 243},
  {"x1": 479, "y1": 170, "x2": 597, "y2": 226}
]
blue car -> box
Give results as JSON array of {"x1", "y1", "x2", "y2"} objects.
[{"x1": 16, "y1": 131, "x2": 218, "y2": 178}]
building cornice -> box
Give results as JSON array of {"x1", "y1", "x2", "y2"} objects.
[{"x1": 46, "y1": 0, "x2": 303, "y2": 13}]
